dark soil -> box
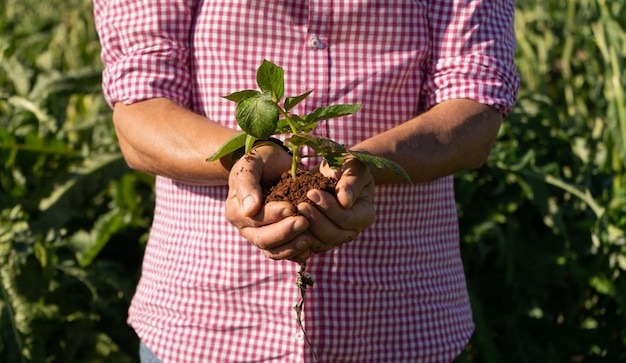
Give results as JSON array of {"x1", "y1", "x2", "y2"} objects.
[{"x1": 263, "y1": 170, "x2": 336, "y2": 206}]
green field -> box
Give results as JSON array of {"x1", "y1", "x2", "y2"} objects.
[{"x1": 1, "y1": 0, "x2": 624, "y2": 361}]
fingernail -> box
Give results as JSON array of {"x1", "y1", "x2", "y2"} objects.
[
  {"x1": 281, "y1": 208, "x2": 295, "y2": 218},
  {"x1": 307, "y1": 191, "x2": 321, "y2": 204},
  {"x1": 296, "y1": 240, "x2": 309, "y2": 249},
  {"x1": 293, "y1": 218, "x2": 307, "y2": 231},
  {"x1": 297, "y1": 203, "x2": 311, "y2": 218}
]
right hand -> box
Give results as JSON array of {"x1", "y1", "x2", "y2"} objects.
[
  {"x1": 224, "y1": 142, "x2": 313, "y2": 263},
  {"x1": 297, "y1": 156, "x2": 376, "y2": 254}
]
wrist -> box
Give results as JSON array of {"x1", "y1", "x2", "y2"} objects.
[
  {"x1": 253, "y1": 137, "x2": 292, "y2": 155},
  {"x1": 230, "y1": 137, "x2": 292, "y2": 168}
]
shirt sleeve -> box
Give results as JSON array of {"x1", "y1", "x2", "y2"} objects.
[
  {"x1": 423, "y1": 0, "x2": 520, "y2": 116},
  {"x1": 94, "y1": 0, "x2": 197, "y2": 108}
]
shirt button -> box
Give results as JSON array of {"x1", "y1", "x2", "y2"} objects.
[
  {"x1": 295, "y1": 332, "x2": 304, "y2": 342},
  {"x1": 309, "y1": 37, "x2": 321, "y2": 49}
]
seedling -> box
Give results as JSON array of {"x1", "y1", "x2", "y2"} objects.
[{"x1": 207, "y1": 59, "x2": 410, "y2": 183}]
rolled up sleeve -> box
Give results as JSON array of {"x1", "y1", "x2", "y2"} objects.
[
  {"x1": 94, "y1": 0, "x2": 196, "y2": 108},
  {"x1": 423, "y1": 0, "x2": 520, "y2": 116}
]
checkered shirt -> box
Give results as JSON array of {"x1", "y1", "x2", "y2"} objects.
[{"x1": 95, "y1": 1, "x2": 519, "y2": 362}]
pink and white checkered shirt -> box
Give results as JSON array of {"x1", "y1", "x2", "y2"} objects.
[{"x1": 95, "y1": 1, "x2": 519, "y2": 362}]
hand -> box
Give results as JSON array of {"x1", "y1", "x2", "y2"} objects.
[
  {"x1": 225, "y1": 142, "x2": 312, "y2": 263},
  {"x1": 297, "y1": 156, "x2": 376, "y2": 254}
]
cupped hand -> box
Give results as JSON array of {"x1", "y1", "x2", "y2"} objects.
[
  {"x1": 225, "y1": 142, "x2": 312, "y2": 263},
  {"x1": 297, "y1": 156, "x2": 376, "y2": 254}
]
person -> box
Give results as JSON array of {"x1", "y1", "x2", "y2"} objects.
[{"x1": 94, "y1": 1, "x2": 519, "y2": 362}]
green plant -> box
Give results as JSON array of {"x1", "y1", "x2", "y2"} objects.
[{"x1": 207, "y1": 59, "x2": 410, "y2": 182}]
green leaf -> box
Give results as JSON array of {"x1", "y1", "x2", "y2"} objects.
[
  {"x1": 348, "y1": 150, "x2": 412, "y2": 182},
  {"x1": 206, "y1": 132, "x2": 248, "y2": 161},
  {"x1": 8, "y1": 96, "x2": 54, "y2": 125},
  {"x1": 275, "y1": 114, "x2": 319, "y2": 134},
  {"x1": 306, "y1": 104, "x2": 361, "y2": 123},
  {"x1": 288, "y1": 134, "x2": 347, "y2": 168},
  {"x1": 0, "y1": 54, "x2": 33, "y2": 97},
  {"x1": 70, "y1": 209, "x2": 126, "y2": 267},
  {"x1": 293, "y1": 115, "x2": 321, "y2": 133},
  {"x1": 235, "y1": 94, "x2": 280, "y2": 139},
  {"x1": 222, "y1": 90, "x2": 260, "y2": 103},
  {"x1": 288, "y1": 133, "x2": 347, "y2": 154},
  {"x1": 323, "y1": 152, "x2": 346, "y2": 169},
  {"x1": 284, "y1": 90, "x2": 313, "y2": 111},
  {"x1": 256, "y1": 59, "x2": 284, "y2": 102},
  {"x1": 34, "y1": 153, "x2": 130, "y2": 232},
  {"x1": 275, "y1": 118, "x2": 292, "y2": 134},
  {"x1": 286, "y1": 134, "x2": 411, "y2": 179},
  {"x1": 244, "y1": 134, "x2": 257, "y2": 153},
  {"x1": 28, "y1": 68, "x2": 103, "y2": 101}
]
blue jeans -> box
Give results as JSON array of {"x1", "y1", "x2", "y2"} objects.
[{"x1": 139, "y1": 342, "x2": 163, "y2": 363}]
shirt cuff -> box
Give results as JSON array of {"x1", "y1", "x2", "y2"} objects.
[
  {"x1": 102, "y1": 52, "x2": 191, "y2": 108},
  {"x1": 423, "y1": 54, "x2": 520, "y2": 117}
]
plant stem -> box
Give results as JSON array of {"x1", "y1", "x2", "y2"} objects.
[
  {"x1": 290, "y1": 152, "x2": 300, "y2": 180},
  {"x1": 276, "y1": 106, "x2": 300, "y2": 179}
]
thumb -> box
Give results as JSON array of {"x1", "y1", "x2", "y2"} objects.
[{"x1": 229, "y1": 157, "x2": 264, "y2": 217}]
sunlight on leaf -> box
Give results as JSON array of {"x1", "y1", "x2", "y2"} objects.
[
  {"x1": 348, "y1": 150, "x2": 412, "y2": 182},
  {"x1": 222, "y1": 90, "x2": 260, "y2": 103},
  {"x1": 307, "y1": 104, "x2": 361, "y2": 123},
  {"x1": 206, "y1": 132, "x2": 247, "y2": 161},
  {"x1": 284, "y1": 90, "x2": 312, "y2": 111},
  {"x1": 256, "y1": 59, "x2": 284, "y2": 102},
  {"x1": 235, "y1": 94, "x2": 280, "y2": 139}
]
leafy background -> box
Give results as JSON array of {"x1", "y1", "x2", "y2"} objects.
[{"x1": 0, "y1": 0, "x2": 624, "y2": 362}]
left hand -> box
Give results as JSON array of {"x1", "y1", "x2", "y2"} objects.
[
  {"x1": 297, "y1": 156, "x2": 376, "y2": 253},
  {"x1": 224, "y1": 142, "x2": 313, "y2": 263}
]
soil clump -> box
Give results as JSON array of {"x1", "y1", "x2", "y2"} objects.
[{"x1": 263, "y1": 170, "x2": 336, "y2": 206}]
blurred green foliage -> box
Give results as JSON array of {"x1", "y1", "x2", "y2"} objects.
[
  {"x1": 455, "y1": 0, "x2": 626, "y2": 362},
  {"x1": 1, "y1": 0, "x2": 152, "y2": 361},
  {"x1": 0, "y1": 0, "x2": 624, "y2": 362}
]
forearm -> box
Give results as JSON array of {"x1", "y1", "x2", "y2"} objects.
[
  {"x1": 352, "y1": 99, "x2": 503, "y2": 184},
  {"x1": 113, "y1": 98, "x2": 238, "y2": 185}
]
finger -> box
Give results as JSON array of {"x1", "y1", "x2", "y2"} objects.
[
  {"x1": 287, "y1": 249, "x2": 312, "y2": 264},
  {"x1": 298, "y1": 202, "x2": 361, "y2": 249},
  {"x1": 335, "y1": 172, "x2": 374, "y2": 209},
  {"x1": 319, "y1": 157, "x2": 374, "y2": 208},
  {"x1": 228, "y1": 144, "x2": 292, "y2": 217},
  {"x1": 255, "y1": 233, "x2": 311, "y2": 262},
  {"x1": 305, "y1": 189, "x2": 376, "y2": 231},
  {"x1": 229, "y1": 157, "x2": 264, "y2": 217},
  {"x1": 296, "y1": 230, "x2": 326, "y2": 254},
  {"x1": 256, "y1": 228, "x2": 313, "y2": 261},
  {"x1": 240, "y1": 215, "x2": 309, "y2": 250},
  {"x1": 225, "y1": 198, "x2": 296, "y2": 229}
]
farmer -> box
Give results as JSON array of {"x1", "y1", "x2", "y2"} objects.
[{"x1": 95, "y1": 1, "x2": 519, "y2": 362}]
